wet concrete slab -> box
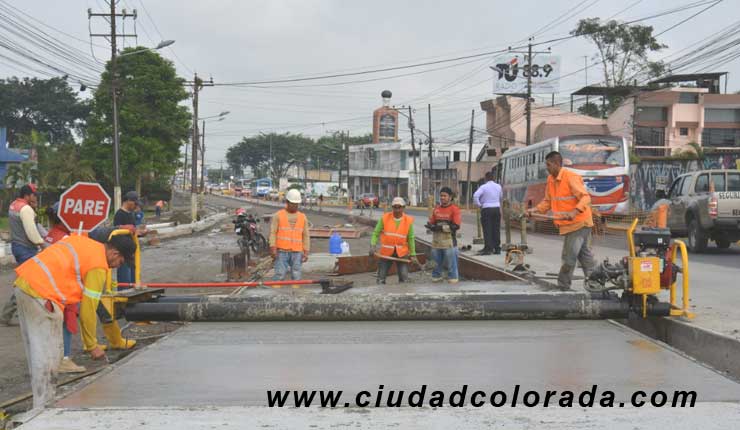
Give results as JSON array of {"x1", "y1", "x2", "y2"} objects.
[
  {"x1": 20, "y1": 403, "x2": 740, "y2": 430},
  {"x1": 57, "y1": 320, "x2": 740, "y2": 408}
]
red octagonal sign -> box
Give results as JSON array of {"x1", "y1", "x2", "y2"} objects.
[{"x1": 58, "y1": 182, "x2": 111, "y2": 233}]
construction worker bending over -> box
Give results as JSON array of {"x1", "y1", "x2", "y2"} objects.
[
  {"x1": 371, "y1": 197, "x2": 419, "y2": 284},
  {"x1": 426, "y1": 187, "x2": 461, "y2": 283},
  {"x1": 13, "y1": 231, "x2": 136, "y2": 410},
  {"x1": 270, "y1": 189, "x2": 310, "y2": 281},
  {"x1": 526, "y1": 151, "x2": 596, "y2": 290}
]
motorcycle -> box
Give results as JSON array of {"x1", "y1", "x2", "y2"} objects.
[{"x1": 233, "y1": 212, "x2": 268, "y2": 256}]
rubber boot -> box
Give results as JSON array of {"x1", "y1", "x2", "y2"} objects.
[{"x1": 102, "y1": 321, "x2": 137, "y2": 350}]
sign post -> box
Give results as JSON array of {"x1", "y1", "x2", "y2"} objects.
[{"x1": 58, "y1": 182, "x2": 112, "y2": 233}]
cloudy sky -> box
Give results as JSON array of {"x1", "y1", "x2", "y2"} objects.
[{"x1": 7, "y1": 0, "x2": 740, "y2": 167}]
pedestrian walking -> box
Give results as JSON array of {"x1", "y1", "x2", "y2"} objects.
[
  {"x1": 527, "y1": 151, "x2": 596, "y2": 290},
  {"x1": 269, "y1": 189, "x2": 310, "y2": 281},
  {"x1": 426, "y1": 187, "x2": 461, "y2": 283},
  {"x1": 155, "y1": 200, "x2": 165, "y2": 218},
  {"x1": 1, "y1": 184, "x2": 45, "y2": 326},
  {"x1": 473, "y1": 172, "x2": 502, "y2": 255},
  {"x1": 371, "y1": 197, "x2": 419, "y2": 284},
  {"x1": 13, "y1": 231, "x2": 136, "y2": 409}
]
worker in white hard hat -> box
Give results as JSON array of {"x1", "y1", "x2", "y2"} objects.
[
  {"x1": 269, "y1": 188, "x2": 311, "y2": 280},
  {"x1": 370, "y1": 197, "x2": 419, "y2": 284}
]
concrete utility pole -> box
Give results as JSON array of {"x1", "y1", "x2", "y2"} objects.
[
  {"x1": 344, "y1": 131, "x2": 351, "y2": 200},
  {"x1": 427, "y1": 104, "x2": 433, "y2": 204},
  {"x1": 183, "y1": 143, "x2": 189, "y2": 190},
  {"x1": 200, "y1": 120, "x2": 206, "y2": 192},
  {"x1": 526, "y1": 39, "x2": 533, "y2": 146},
  {"x1": 185, "y1": 73, "x2": 214, "y2": 222},
  {"x1": 408, "y1": 106, "x2": 419, "y2": 206},
  {"x1": 466, "y1": 109, "x2": 475, "y2": 209},
  {"x1": 88, "y1": 2, "x2": 137, "y2": 211}
]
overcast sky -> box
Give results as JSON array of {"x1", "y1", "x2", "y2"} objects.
[{"x1": 9, "y1": 0, "x2": 740, "y2": 167}]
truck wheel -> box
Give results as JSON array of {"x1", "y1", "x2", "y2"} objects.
[
  {"x1": 687, "y1": 219, "x2": 708, "y2": 253},
  {"x1": 716, "y1": 238, "x2": 732, "y2": 249}
]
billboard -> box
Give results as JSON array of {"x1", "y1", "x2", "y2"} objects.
[{"x1": 492, "y1": 55, "x2": 560, "y2": 94}]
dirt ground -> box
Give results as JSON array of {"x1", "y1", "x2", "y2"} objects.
[{"x1": 0, "y1": 199, "x2": 377, "y2": 415}]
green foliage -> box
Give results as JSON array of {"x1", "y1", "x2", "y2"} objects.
[
  {"x1": 0, "y1": 76, "x2": 89, "y2": 146},
  {"x1": 577, "y1": 102, "x2": 602, "y2": 119},
  {"x1": 572, "y1": 18, "x2": 666, "y2": 88},
  {"x1": 37, "y1": 143, "x2": 96, "y2": 189},
  {"x1": 226, "y1": 132, "x2": 314, "y2": 186},
  {"x1": 83, "y1": 47, "x2": 190, "y2": 192},
  {"x1": 5, "y1": 162, "x2": 38, "y2": 189},
  {"x1": 686, "y1": 142, "x2": 704, "y2": 160},
  {"x1": 629, "y1": 151, "x2": 642, "y2": 164}
]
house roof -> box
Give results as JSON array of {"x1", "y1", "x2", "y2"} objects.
[
  {"x1": 649, "y1": 72, "x2": 727, "y2": 85},
  {"x1": 571, "y1": 85, "x2": 640, "y2": 97}
]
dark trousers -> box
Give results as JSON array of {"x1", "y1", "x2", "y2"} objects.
[
  {"x1": 481, "y1": 207, "x2": 501, "y2": 252},
  {"x1": 116, "y1": 262, "x2": 135, "y2": 290}
]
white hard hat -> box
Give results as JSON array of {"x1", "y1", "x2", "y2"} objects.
[
  {"x1": 391, "y1": 197, "x2": 406, "y2": 207},
  {"x1": 286, "y1": 189, "x2": 302, "y2": 203}
]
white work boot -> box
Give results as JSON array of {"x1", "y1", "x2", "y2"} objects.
[{"x1": 58, "y1": 357, "x2": 86, "y2": 373}]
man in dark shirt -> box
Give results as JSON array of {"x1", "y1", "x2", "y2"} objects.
[{"x1": 113, "y1": 191, "x2": 146, "y2": 288}]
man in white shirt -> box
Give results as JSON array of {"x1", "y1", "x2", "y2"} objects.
[{"x1": 473, "y1": 172, "x2": 503, "y2": 255}]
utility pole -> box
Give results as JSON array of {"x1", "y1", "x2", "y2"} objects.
[
  {"x1": 183, "y1": 143, "x2": 189, "y2": 191},
  {"x1": 345, "y1": 131, "x2": 351, "y2": 201},
  {"x1": 526, "y1": 39, "x2": 533, "y2": 146},
  {"x1": 408, "y1": 106, "x2": 419, "y2": 206},
  {"x1": 427, "y1": 104, "x2": 433, "y2": 204},
  {"x1": 200, "y1": 120, "x2": 206, "y2": 192},
  {"x1": 219, "y1": 160, "x2": 224, "y2": 184},
  {"x1": 88, "y1": 2, "x2": 137, "y2": 211},
  {"x1": 185, "y1": 73, "x2": 214, "y2": 222},
  {"x1": 466, "y1": 109, "x2": 475, "y2": 209}
]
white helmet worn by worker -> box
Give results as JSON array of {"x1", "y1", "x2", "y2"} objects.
[
  {"x1": 391, "y1": 197, "x2": 406, "y2": 207},
  {"x1": 286, "y1": 189, "x2": 302, "y2": 203}
]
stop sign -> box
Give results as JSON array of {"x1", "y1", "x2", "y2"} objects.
[{"x1": 58, "y1": 182, "x2": 112, "y2": 233}]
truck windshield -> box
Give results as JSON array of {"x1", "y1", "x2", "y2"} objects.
[{"x1": 558, "y1": 137, "x2": 625, "y2": 168}]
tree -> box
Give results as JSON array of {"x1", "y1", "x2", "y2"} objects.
[
  {"x1": 5, "y1": 162, "x2": 38, "y2": 190},
  {"x1": 226, "y1": 132, "x2": 314, "y2": 186},
  {"x1": 572, "y1": 18, "x2": 666, "y2": 88},
  {"x1": 577, "y1": 102, "x2": 602, "y2": 119},
  {"x1": 83, "y1": 47, "x2": 191, "y2": 194},
  {"x1": 0, "y1": 77, "x2": 89, "y2": 146}
]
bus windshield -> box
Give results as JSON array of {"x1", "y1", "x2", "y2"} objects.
[{"x1": 558, "y1": 137, "x2": 625, "y2": 168}]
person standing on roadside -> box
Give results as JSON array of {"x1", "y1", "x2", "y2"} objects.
[
  {"x1": 426, "y1": 187, "x2": 461, "y2": 283},
  {"x1": 473, "y1": 172, "x2": 502, "y2": 255},
  {"x1": 1, "y1": 184, "x2": 45, "y2": 326},
  {"x1": 113, "y1": 191, "x2": 147, "y2": 288},
  {"x1": 269, "y1": 189, "x2": 310, "y2": 281}
]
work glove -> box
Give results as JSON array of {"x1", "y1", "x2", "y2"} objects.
[
  {"x1": 441, "y1": 224, "x2": 451, "y2": 233},
  {"x1": 410, "y1": 256, "x2": 420, "y2": 267}
]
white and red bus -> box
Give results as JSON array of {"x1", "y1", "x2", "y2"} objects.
[{"x1": 499, "y1": 135, "x2": 630, "y2": 215}]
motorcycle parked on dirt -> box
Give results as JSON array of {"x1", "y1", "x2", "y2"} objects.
[{"x1": 233, "y1": 211, "x2": 268, "y2": 257}]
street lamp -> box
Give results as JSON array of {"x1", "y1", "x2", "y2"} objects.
[
  {"x1": 111, "y1": 40, "x2": 176, "y2": 211},
  {"x1": 197, "y1": 111, "x2": 230, "y2": 192}
]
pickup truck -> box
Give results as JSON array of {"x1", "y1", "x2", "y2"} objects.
[{"x1": 656, "y1": 169, "x2": 740, "y2": 252}]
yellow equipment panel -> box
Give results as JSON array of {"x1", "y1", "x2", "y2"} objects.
[{"x1": 629, "y1": 257, "x2": 661, "y2": 295}]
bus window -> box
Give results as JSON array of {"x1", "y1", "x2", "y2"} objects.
[{"x1": 558, "y1": 136, "x2": 625, "y2": 167}]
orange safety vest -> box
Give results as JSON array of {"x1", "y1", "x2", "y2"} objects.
[
  {"x1": 547, "y1": 169, "x2": 592, "y2": 228},
  {"x1": 275, "y1": 209, "x2": 306, "y2": 252},
  {"x1": 379, "y1": 212, "x2": 414, "y2": 257},
  {"x1": 15, "y1": 235, "x2": 108, "y2": 307}
]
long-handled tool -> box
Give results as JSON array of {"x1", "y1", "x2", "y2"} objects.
[{"x1": 118, "y1": 279, "x2": 353, "y2": 294}]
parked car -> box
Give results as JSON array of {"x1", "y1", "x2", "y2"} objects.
[
  {"x1": 268, "y1": 190, "x2": 280, "y2": 201},
  {"x1": 356, "y1": 193, "x2": 379, "y2": 208},
  {"x1": 656, "y1": 169, "x2": 740, "y2": 252}
]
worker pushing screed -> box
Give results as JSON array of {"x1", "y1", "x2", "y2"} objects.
[
  {"x1": 526, "y1": 151, "x2": 597, "y2": 291},
  {"x1": 269, "y1": 189, "x2": 310, "y2": 281},
  {"x1": 12, "y1": 229, "x2": 136, "y2": 411},
  {"x1": 370, "y1": 197, "x2": 420, "y2": 284}
]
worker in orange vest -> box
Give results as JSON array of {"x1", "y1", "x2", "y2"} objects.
[
  {"x1": 13, "y1": 231, "x2": 136, "y2": 410},
  {"x1": 527, "y1": 151, "x2": 596, "y2": 290},
  {"x1": 269, "y1": 189, "x2": 310, "y2": 281},
  {"x1": 371, "y1": 197, "x2": 419, "y2": 284}
]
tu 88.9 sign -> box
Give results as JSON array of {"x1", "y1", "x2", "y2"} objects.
[{"x1": 492, "y1": 55, "x2": 560, "y2": 94}]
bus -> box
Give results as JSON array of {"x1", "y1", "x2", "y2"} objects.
[
  {"x1": 253, "y1": 178, "x2": 272, "y2": 197},
  {"x1": 499, "y1": 135, "x2": 630, "y2": 215}
]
